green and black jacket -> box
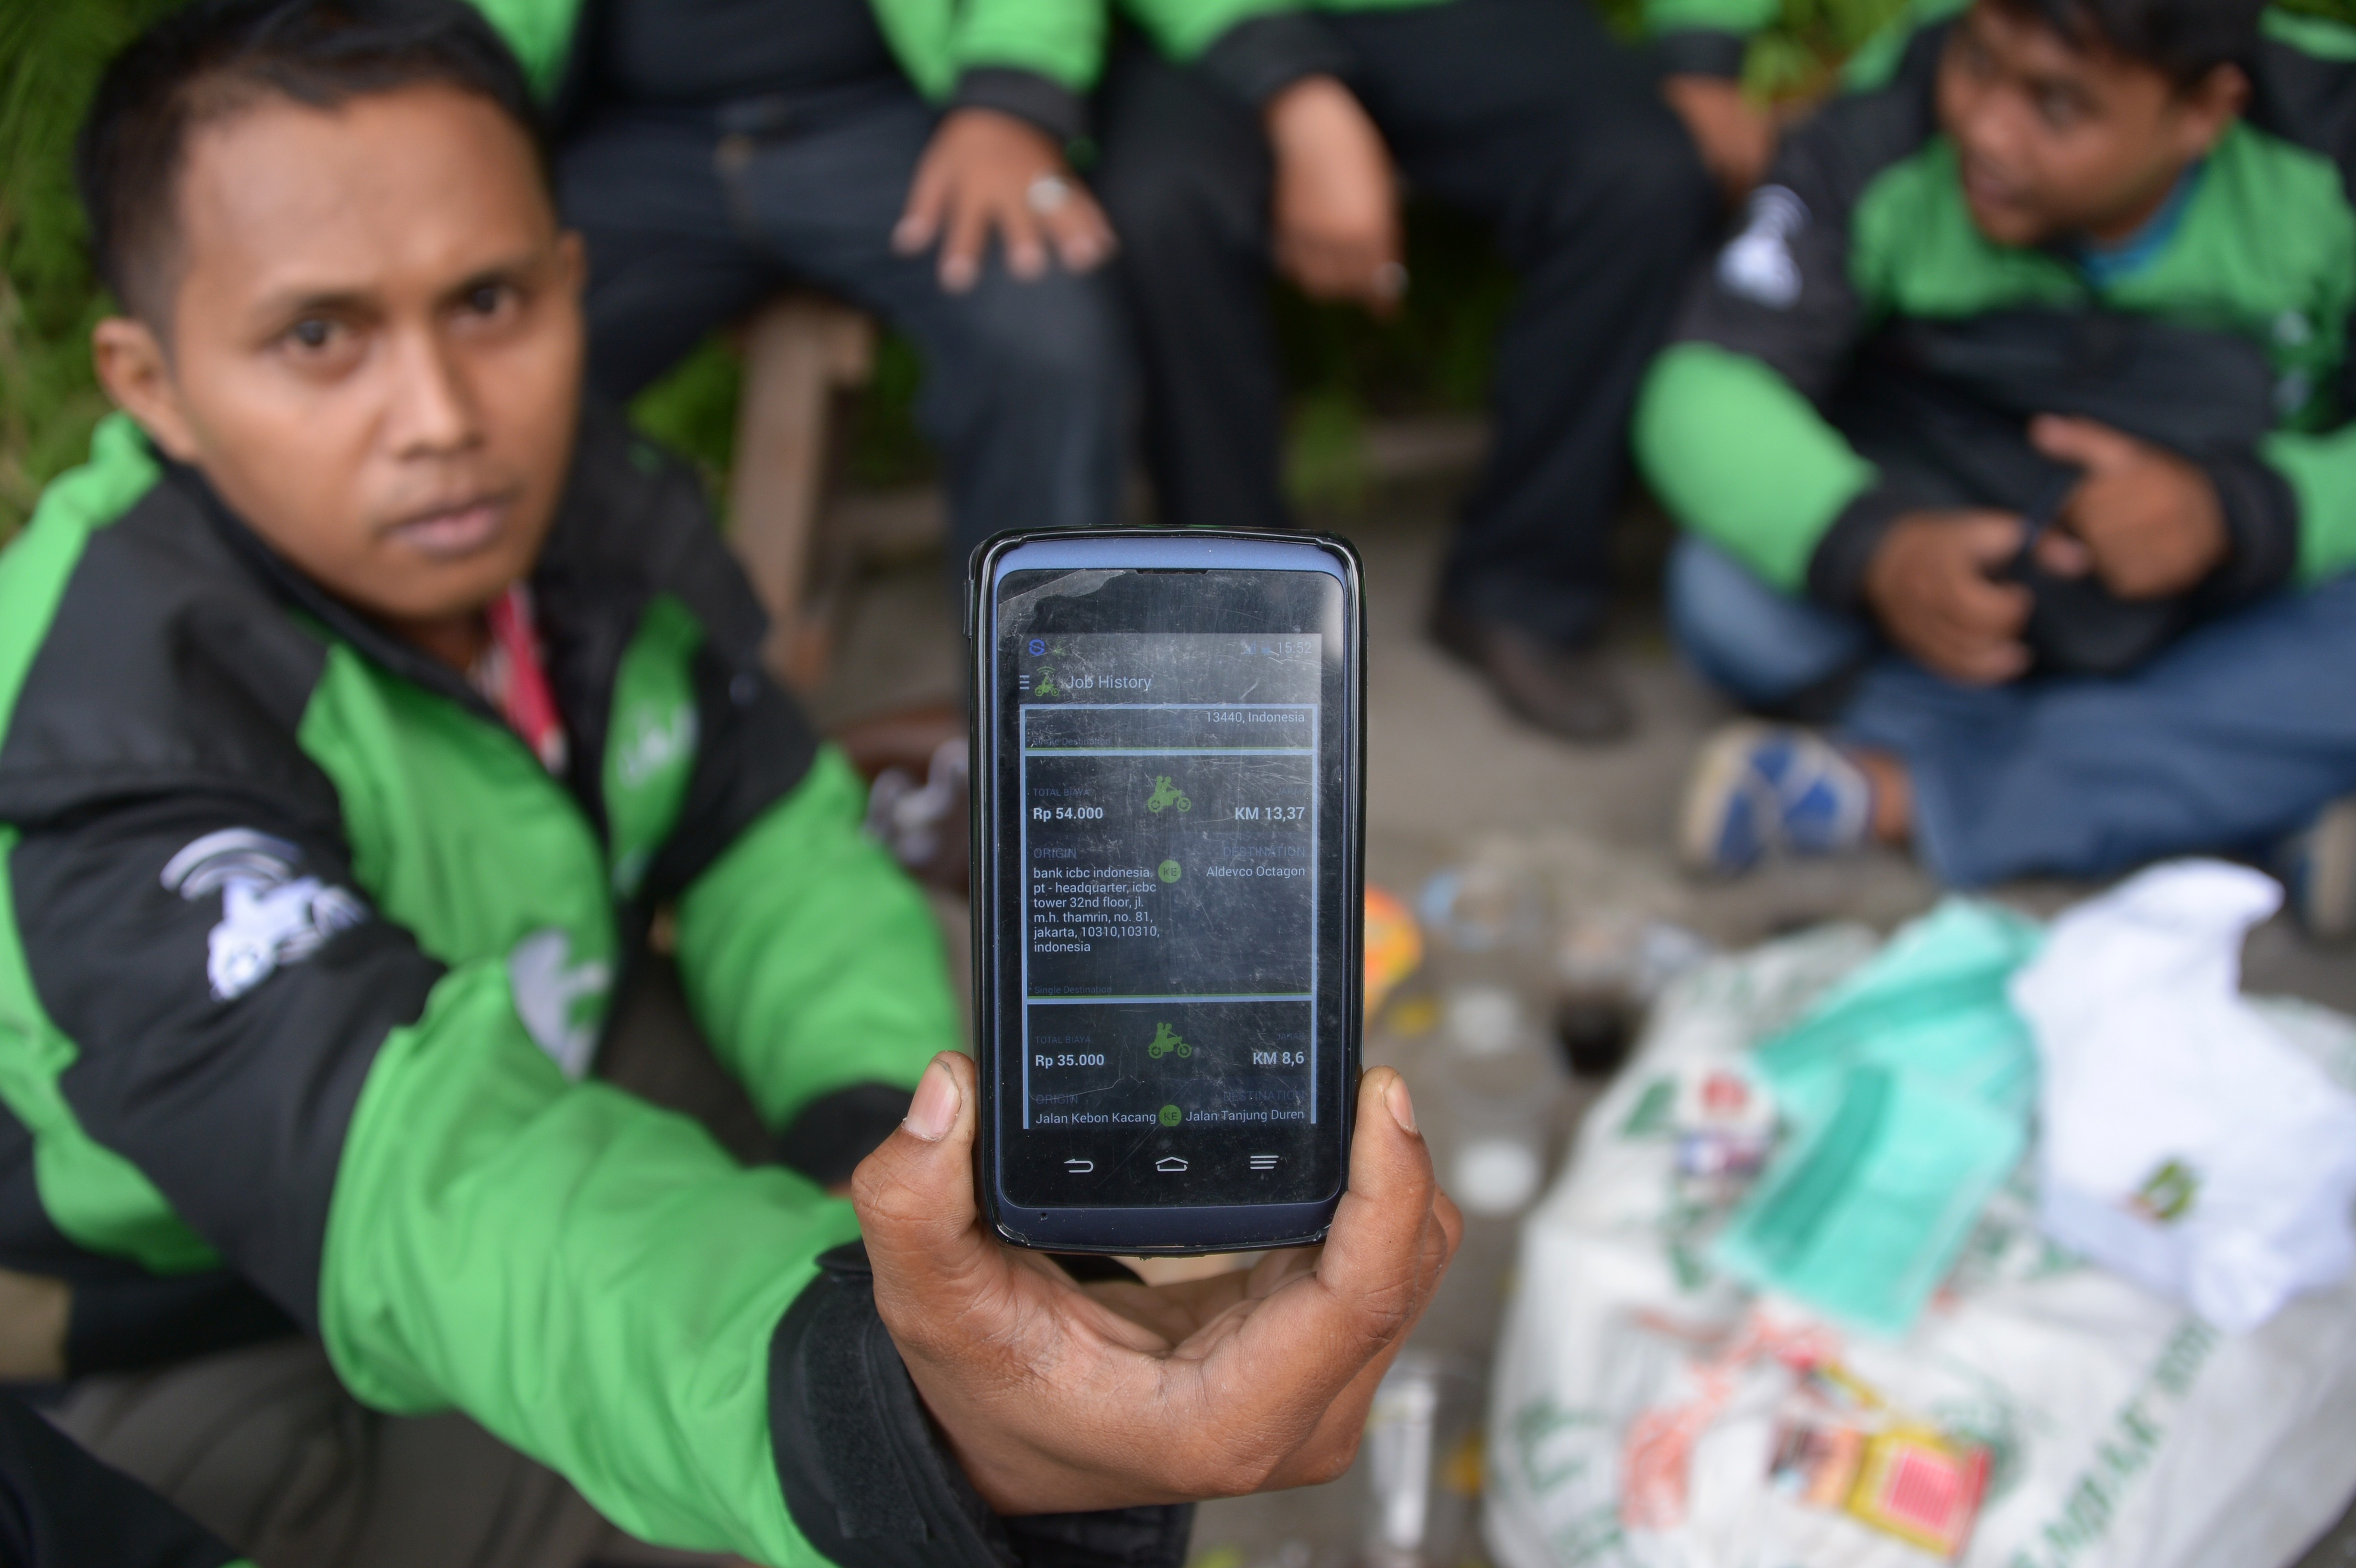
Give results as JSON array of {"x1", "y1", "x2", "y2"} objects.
[
  {"x1": 1635, "y1": 3, "x2": 2356, "y2": 609},
  {"x1": 472, "y1": 0, "x2": 1107, "y2": 142},
  {"x1": 1115, "y1": 0, "x2": 1783, "y2": 112},
  {"x1": 0, "y1": 408, "x2": 1184, "y2": 1568}
]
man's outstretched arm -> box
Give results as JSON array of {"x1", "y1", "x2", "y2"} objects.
[{"x1": 6, "y1": 797, "x2": 858, "y2": 1561}]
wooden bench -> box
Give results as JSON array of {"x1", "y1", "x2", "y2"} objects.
[{"x1": 722, "y1": 291, "x2": 877, "y2": 690}]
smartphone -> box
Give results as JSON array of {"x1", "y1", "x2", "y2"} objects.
[{"x1": 968, "y1": 529, "x2": 1366, "y2": 1254}]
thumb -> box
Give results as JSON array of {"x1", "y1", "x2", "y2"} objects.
[
  {"x1": 2029, "y1": 414, "x2": 2136, "y2": 472},
  {"x1": 1315, "y1": 1068, "x2": 1461, "y2": 1350},
  {"x1": 851, "y1": 1053, "x2": 1004, "y2": 1331}
]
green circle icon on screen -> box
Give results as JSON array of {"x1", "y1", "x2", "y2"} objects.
[
  {"x1": 1158, "y1": 1104, "x2": 1182, "y2": 1127},
  {"x1": 1157, "y1": 860, "x2": 1182, "y2": 883}
]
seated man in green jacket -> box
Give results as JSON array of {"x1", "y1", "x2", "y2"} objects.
[
  {"x1": 1637, "y1": 0, "x2": 2356, "y2": 933},
  {"x1": 1088, "y1": 0, "x2": 1774, "y2": 743},
  {"x1": 0, "y1": 3, "x2": 1460, "y2": 1564}
]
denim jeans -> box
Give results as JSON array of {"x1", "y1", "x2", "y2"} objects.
[
  {"x1": 557, "y1": 78, "x2": 1131, "y2": 572},
  {"x1": 1668, "y1": 537, "x2": 2356, "y2": 885}
]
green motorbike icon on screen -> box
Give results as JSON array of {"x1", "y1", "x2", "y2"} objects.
[
  {"x1": 1145, "y1": 775, "x2": 1192, "y2": 814},
  {"x1": 1147, "y1": 1023, "x2": 1193, "y2": 1060}
]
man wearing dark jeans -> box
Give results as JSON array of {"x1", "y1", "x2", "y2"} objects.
[
  {"x1": 469, "y1": 0, "x2": 1131, "y2": 563},
  {"x1": 1092, "y1": 0, "x2": 1770, "y2": 742}
]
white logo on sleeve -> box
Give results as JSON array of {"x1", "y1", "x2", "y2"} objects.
[
  {"x1": 508, "y1": 928, "x2": 612, "y2": 1080},
  {"x1": 1718, "y1": 185, "x2": 1809, "y2": 309},
  {"x1": 161, "y1": 829, "x2": 370, "y2": 1002}
]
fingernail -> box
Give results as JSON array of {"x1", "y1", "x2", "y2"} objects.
[
  {"x1": 1385, "y1": 1075, "x2": 1418, "y2": 1135},
  {"x1": 904, "y1": 1059, "x2": 959, "y2": 1142},
  {"x1": 941, "y1": 258, "x2": 977, "y2": 292}
]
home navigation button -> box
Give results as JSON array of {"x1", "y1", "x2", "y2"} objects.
[{"x1": 1156, "y1": 1156, "x2": 1189, "y2": 1173}]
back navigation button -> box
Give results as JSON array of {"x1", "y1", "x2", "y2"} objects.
[{"x1": 1063, "y1": 1158, "x2": 1094, "y2": 1174}]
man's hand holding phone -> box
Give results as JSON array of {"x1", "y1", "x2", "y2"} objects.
[{"x1": 854, "y1": 1052, "x2": 1461, "y2": 1514}]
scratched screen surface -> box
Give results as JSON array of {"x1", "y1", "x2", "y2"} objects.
[{"x1": 989, "y1": 569, "x2": 1349, "y2": 1212}]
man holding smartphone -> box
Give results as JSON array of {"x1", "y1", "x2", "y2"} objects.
[{"x1": 4, "y1": 4, "x2": 1460, "y2": 1563}]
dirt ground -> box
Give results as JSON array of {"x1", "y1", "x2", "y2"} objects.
[{"x1": 806, "y1": 447, "x2": 2356, "y2": 1568}]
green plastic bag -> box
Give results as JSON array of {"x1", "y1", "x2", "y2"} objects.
[{"x1": 1709, "y1": 900, "x2": 2042, "y2": 1336}]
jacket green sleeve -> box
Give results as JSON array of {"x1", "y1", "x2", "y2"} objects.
[
  {"x1": 2264, "y1": 425, "x2": 2356, "y2": 582},
  {"x1": 1635, "y1": 341, "x2": 1877, "y2": 590},
  {"x1": 675, "y1": 746, "x2": 958, "y2": 1136},
  {"x1": 1636, "y1": 21, "x2": 1953, "y2": 608},
  {"x1": 934, "y1": 0, "x2": 1108, "y2": 94},
  {"x1": 2, "y1": 789, "x2": 848, "y2": 1564},
  {"x1": 321, "y1": 957, "x2": 856, "y2": 1562},
  {"x1": 1117, "y1": 0, "x2": 1774, "y2": 107},
  {"x1": 465, "y1": 0, "x2": 1108, "y2": 138}
]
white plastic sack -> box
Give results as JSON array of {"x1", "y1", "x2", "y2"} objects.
[
  {"x1": 2012, "y1": 860, "x2": 2356, "y2": 1333},
  {"x1": 1485, "y1": 921, "x2": 2356, "y2": 1568}
]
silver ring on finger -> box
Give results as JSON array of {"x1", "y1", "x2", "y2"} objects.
[{"x1": 1026, "y1": 173, "x2": 1074, "y2": 215}]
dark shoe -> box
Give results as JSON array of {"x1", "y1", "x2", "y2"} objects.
[{"x1": 1431, "y1": 603, "x2": 1634, "y2": 743}]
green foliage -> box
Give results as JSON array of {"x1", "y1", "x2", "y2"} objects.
[
  {"x1": 1745, "y1": 0, "x2": 1913, "y2": 99},
  {"x1": 0, "y1": 1, "x2": 182, "y2": 543}
]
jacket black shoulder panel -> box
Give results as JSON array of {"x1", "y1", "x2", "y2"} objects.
[
  {"x1": 0, "y1": 474, "x2": 334, "y2": 831},
  {"x1": 534, "y1": 404, "x2": 820, "y2": 897},
  {"x1": 533, "y1": 401, "x2": 769, "y2": 794},
  {"x1": 11, "y1": 793, "x2": 441, "y2": 1331},
  {"x1": 2251, "y1": 32, "x2": 2356, "y2": 206},
  {"x1": 1673, "y1": 22, "x2": 1944, "y2": 402}
]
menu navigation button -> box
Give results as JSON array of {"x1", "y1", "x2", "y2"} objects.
[{"x1": 1248, "y1": 1154, "x2": 1279, "y2": 1171}]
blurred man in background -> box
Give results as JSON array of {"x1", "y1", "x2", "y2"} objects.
[
  {"x1": 1643, "y1": 0, "x2": 2356, "y2": 936},
  {"x1": 1092, "y1": 0, "x2": 1778, "y2": 743}
]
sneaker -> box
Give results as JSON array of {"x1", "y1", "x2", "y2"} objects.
[
  {"x1": 1430, "y1": 602, "x2": 1634, "y2": 744},
  {"x1": 2280, "y1": 794, "x2": 2356, "y2": 941},
  {"x1": 1679, "y1": 722, "x2": 1876, "y2": 876}
]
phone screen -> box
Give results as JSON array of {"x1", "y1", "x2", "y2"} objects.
[{"x1": 988, "y1": 566, "x2": 1351, "y2": 1216}]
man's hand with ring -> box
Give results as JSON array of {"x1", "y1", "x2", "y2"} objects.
[
  {"x1": 853, "y1": 1052, "x2": 1462, "y2": 1513},
  {"x1": 895, "y1": 108, "x2": 1116, "y2": 292}
]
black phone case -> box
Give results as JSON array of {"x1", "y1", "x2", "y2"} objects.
[{"x1": 965, "y1": 528, "x2": 1367, "y2": 1254}]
